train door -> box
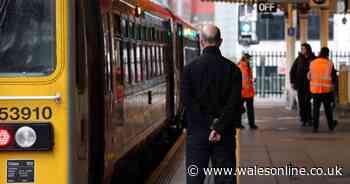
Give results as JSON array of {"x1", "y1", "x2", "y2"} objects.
[
  {"x1": 174, "y1": 23, "x2": 184, "y2": 116},
  {"x1": 74, "y1": 0, "x2": 106, "y2": 183},
  {"x1": 164, "y1": 20, "x2": 175, "y2": 124},
  {"x1": 73, "y1": 1, "x2": 90, "y2": 184}
]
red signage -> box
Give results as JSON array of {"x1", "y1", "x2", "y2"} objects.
[
  {"x1": 100, "y1": 0, "x2": 112, "y2": 14},
  {"x1": 192, "y1": 0, "x2": 214, "y2": 14}
]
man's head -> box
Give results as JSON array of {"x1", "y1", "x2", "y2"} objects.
[
  {"x1": 319, "y1": 47, "x2": 329, "y2": 58},
  {"x1": 301, "y1": 43, "x2": 312, "y2": 57},
  {"x1": 200, "y1": 24, "x2": 222, "y2": 48},
  {"x1": 241, "y1": 53, "x2": 252, "y2": 62}
]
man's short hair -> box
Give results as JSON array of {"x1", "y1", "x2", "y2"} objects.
[
  {"x1": 201, "y1": 26, "x2": 221, "y2": 45},
  {"x1": 319, "y1": 47, "x2": 329, "y2": 58}
]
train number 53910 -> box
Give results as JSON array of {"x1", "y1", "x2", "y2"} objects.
[{"x1": 0, "y1": 107, "x2": 53, "y2": 121}]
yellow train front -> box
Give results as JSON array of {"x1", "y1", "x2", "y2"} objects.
[
  {"x1": 0, "y1": 0, "x2": 200, "y2": 184},
  {"x1": 0, "y1": 0, "x2": 71, "y2": 183}
]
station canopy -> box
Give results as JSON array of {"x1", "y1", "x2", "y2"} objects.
[
  {"x1": 200, "y1": 0, "x2": 344, "y2": 13},
  {"x1": 201, "y1": 0, "x2": 308, "y2": 3}
]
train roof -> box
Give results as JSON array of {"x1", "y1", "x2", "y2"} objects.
[
  {"x1": 138, "y1": 0, "x2": 198, "y2": 31},
  {"x1": 138, "y1": 0, "x2": 172, "y2": 18},
  {"x1": 171, "y1": 14, "x2": 197, "y2": 31}
]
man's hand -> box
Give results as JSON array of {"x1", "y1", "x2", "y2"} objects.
[{"x1": 209, "y1": 130, "x2": 221, "y2": 143}]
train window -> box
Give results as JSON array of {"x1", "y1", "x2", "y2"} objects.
[
  {"x1": 135, "y1": 24, "x2": 141, "y2": 40},
  {"x1": 160, "y1": 47, "x2": 164, "y2": 74},
  {"x1": 143, "y1": 46, "x2": 149, "y2": 80},
  {"x1": 136, "y1": 45, "x2": 142, "y2": 82},
  {"x1": 160, "y1": 31, "x2": 164, "y2": 42},
  {"x1": 148, "y1": 28, "x2": 153, "y2": 41},
  {"x1": 122, "y1": 42, "x2": 130, "y2": 84},
  {"x1": 156, "y1": 46, "x2": 160, "y2": 76},
  {"x1": 113, "y1": 14, "x2": 121, "y2": 37},
  {"x1": 140, "y1": 26, "x2": 145, "y2": 41},
  {"x1": 158, "y1": 31, "x2": 162, "y2": 42},
  {"x1": 129, "y1": 22, "x2": 134, "y2": 39},
  {"x1": 121, "y1": 19, "x2": 127, "y2": 37},
  {"x1": 145, "y1": 27, "x2": 148, "y2": 41},
  {"x1": 163, "y1": 31, "x2": 167, "y2": 42},
  {"x1": 114, "y1": 40, "x2": 123, "y2": 86},
  {"x1": 156, "y1": 30, "x2": 160, "y2": 42},
  {"x1": 141, "y1": 45, "x2": 146, "y2": 80},
  {"x1": 128, "y1": 21, "x2": 132, "y2": 38},
  {"x1": 148, "y1": 46, "x2": 153, "y2": 78},
  {"x1": 0, "y1": 0, "x2": 56, "y2": 76},
  {"x1": 155, "y1": 46, "x2": 159, "y2": 76},
  {"x1": 132, "y1": 44, "x2": 138, "y2": 83},
  {"x1": 154, "y1": 29, "x2": 157, "y2": 41},
  {"x1": 129, "y1": 44, "x2": 135, "y2": 84},
  {"x1": 151, "y1": 28, "x2": 156, "y2": 41},
  {"x1": 144, "y1": 27, "x2": 148, "y2": 41},
  {"x1": 147, "y1": 46, "x2": 152, "y2": 78},
  {"x1": 103, "y1": 15, "x2": 113, "y2": 93},
  {"x1": 152, "y1": 46, "x2": 156, "y2": 77},
  {"x1": 153, "y1": 46, "x2": 157, "y2": 76},
  {"x1": 158, "y1": 46, "x2": 162, "y2": 75}
]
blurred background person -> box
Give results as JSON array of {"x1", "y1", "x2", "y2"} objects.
[
  {"x1": 308, "y1": 47, "x2": 338, "y2": 133},
  {"x1": 238, "y1": 53, "x2": 258, "y2": 130},
  {"x1": 290, "y1": 43, "x2": 316, "y2": 127}
]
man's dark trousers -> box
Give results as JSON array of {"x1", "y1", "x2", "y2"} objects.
[
  {"x1": 312, "y1": 93, "x2": 334, "y2": 130},
  {"x1": 242, "y1": 98, "x2": 255, "y2": 127},
  {"x1": 297, "y1": 90, "x2": 312, "y2": 123},
  {"x1": 186, "y1": 130, "x2": 236, "y2": 184}
]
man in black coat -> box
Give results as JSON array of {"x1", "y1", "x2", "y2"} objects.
[
  {"x1": 181, "y1": 24, "x2": 242, "y2": 184},
  {"x1": 290, "y1": 43, "x2": 315, "y2": 126}
]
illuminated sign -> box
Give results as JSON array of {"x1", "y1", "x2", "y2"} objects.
[
  {"x1": 257, "y1": 1, "x2": 278, "y2": 13},
  {"x1": 183, "y1": 28, "x2": 198, "y2": 40}
]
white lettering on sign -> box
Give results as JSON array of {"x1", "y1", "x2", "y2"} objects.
[{"x1": 257, "y1": 2, "x2": 278, "y2": 13}]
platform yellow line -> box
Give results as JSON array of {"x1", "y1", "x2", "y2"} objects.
[{"x1": 145, "y1": 132, "x2": 186, "y2": 184}]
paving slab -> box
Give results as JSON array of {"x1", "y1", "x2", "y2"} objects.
[
  {"x1": 154, "y1": 103, "x2": 350, "y2": 184},
  {"x1": 240, "y1": 103, "x2": 350, "y2": 184}
]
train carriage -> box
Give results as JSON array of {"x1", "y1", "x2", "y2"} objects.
[{"x1": 0, "y1": 0, "x2": 199, "y2": 184}]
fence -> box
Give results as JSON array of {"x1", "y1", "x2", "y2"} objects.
[
  {"x1": 248, "y1": 51, "x2": 287, "y2": 98},
  {"x1": 330, "y1": 51, "x2": 350, "y2": 70},
  {"x1": 247, "y1": 50, "x2": 350, "y2": 99}
]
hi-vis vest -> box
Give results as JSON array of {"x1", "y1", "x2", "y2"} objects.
[
  {"x1": 238, "y1": 61, "x2": 254, "y2": 98},
  {"x1": 309, "y1": 58, "x2": 333, "y2": 94}
]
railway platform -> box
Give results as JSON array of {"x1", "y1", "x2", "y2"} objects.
[{"x1": 146, "y1": 101, "x2": 350, "y2": 184}]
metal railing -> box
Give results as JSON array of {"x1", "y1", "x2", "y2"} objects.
[
  {"x1": 246, "y1": 50, "x2": 350, "y2": 98},
  {"x1": 248, "y1": 51, "x2": 286, "y2": 98},
  {"x1": 329, "y1": 51, "x2": 350, "y2": 70},
  {"x1": 255, "y1": 75, "x2": 286, "y2": 98}
]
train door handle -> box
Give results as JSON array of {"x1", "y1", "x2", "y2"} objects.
[{"x1": 148, "y1": 91, "x2": 152, "y2": 105}]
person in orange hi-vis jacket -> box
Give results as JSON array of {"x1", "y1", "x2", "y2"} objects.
[
  {"x1": 238, "y1": 53, "x2": 258, "y2": 130},
  {"x1": 307, "y1": 47, "x2": 338, "y2": 133}
]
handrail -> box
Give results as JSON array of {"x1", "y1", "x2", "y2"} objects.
[{"x1": 0, "y1": 93, "x2": 61, "y2": 104}]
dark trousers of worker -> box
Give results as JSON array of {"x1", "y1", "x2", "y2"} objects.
[
  {"x1": 312, "y1": 93, "x2": 335, "y2": 130},
  {"x1": 186, "y1": 133, "x2": 236, "y2": 184},
  {"x1": 242, "y1": 98, "x2": 255, "y2": 127},
  {"x1": 297, "y1": 90, "x2": 312, "y2": 123}
]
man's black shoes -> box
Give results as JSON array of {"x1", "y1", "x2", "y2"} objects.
[
  {"x1": 238, "y1": 124, "x2": 245, "y2": 129},
  {"x1": 330, "y1": 120, "x2": 338, "y2": 131},
  {"x1": 250, "y1": 125, "x2": 258, "y2": 130}
]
